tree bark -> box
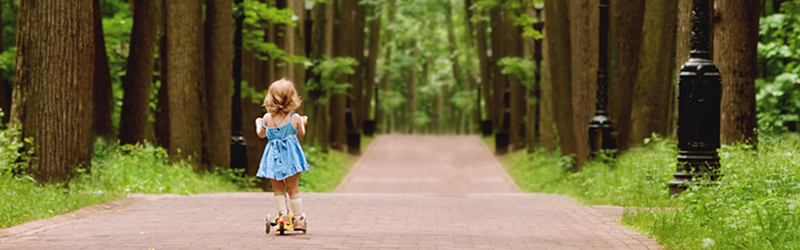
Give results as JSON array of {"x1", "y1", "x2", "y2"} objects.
[
  {"x1": 330, "y1": 0, "x2": 347, "y2": 150},
  {"x1": 119, "y1": 0, "x2": 158, "y2": 145},
  {"x1": 463, "y1": 0, "x2": 479, "y2": 134},
  {"x1": 538, "y1": 9, "x2": 555, "y2": 152},
  {"x1": 490, "y1": 6, "x2": 505, "y2": 131},
  {"x1": 544, "y1": 0, "x2": 576, "y2": 158},
  {"x1": 308, "y1": 0, "x2": 329, "y2": 149},
  {"x1": 288, "y1": 0, "x2": 306, "y2": 114},
  {"x1": 205, "y1": 0, "x2": 233, "y2": 168},
  {"x1": 473, "y1": 0, "x2": 492, "y2": 128},
  {"x1": 503, "y1": 8, "x2": 525, "y2": 149},
  {"x1": 674, "y1": 0, "x2": 692, "y2": 138},
  {"x1": 12, "y1": 0, "x2": 94, "y2": 182},
  {"x1": 407, "y1": 40, "x2": 418, "y2": 134},
  {"x1": 629, "y1": 0, "x2": 677, "y2": 148},
  {"x1": 155, "y1": 0, "x2": 170, "y2": 149},
  {"x1": 351, "y1": 0, "x2": 366, "y2": 130},
  {"x1": 609, "y1": 0, "x2": 644, "y2": 151},
  {"x1": 0, "y1": 1, "x2": 7, "y2": 126},
  {"x1": 166, "y1": 0, "x2": 205, "y2": 164},
  {"x1": 715, "y1": 0, "x2": 759, "y2": 145},
  {"x1": 376, "y1": 0, "x2": 396, "y2": 134},
  {"x1": 93, "y1": 0, "x2": 114, "y2": 140},
  {"x1": 445, "y1": 2, "x2": 466, "y2": 134},
  {"x1": 364, "y1": 4, "x2": 381, "y2": 125}
]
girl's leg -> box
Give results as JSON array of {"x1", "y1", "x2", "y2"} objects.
[
  {"x1": 270, "y1": 179, "x2": 288, "y2": 215},
  {"x1": 284, "y1": 173, "x2": 306, "y2": 229}
]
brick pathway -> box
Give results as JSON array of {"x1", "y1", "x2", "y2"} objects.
[{"x1": 0, "y1": 135, "x2": 662, "y2": 250}]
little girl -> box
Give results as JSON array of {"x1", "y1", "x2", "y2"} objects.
[{"x1": 255, "y1": 78, "x2": 310, "y2": 233}]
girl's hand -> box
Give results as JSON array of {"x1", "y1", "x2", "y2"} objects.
[
  {"x1": 255, "y1": 117, "x2": 263, "y2": 127},
  {"x1": 301, "y1": 116, "x2": 308, "y2": 126}
]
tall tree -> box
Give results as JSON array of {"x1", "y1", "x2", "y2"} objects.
[
  {"x1": 503, "y1": 7, "x2": 525, "y2": 148},
  {"x1": 308, "y1": 0, "x2": 330, "y2": 150},
  {"x1": 120, "y1": 0, "x2": 158, "y2": 145},
  {"x1": 473, "y1": 0, "x2": 493, "y2": 130},
  {"x1": 609, "y1": 0, "x2": 645, "y2": 151},
  {"x1": 364, "y1": 3, "x2": 381, "y2": 126},
  {"x1": 166, "y1": 0, "x2": 205, "y2": 164},
  {"x1": 205, "y1": 0, "x2": 233, "y2": 168},
  {"x1": 463, "y1": 0, "x2": 479, "y2": 134},
  {"x1": 628, "y1": 0, "x2": 677, "y2": 148},
  {"x1": 544, "y1": 0, "x2": 577, "y2": 158},
  {"x1": 92, "y1": 0, "x2": 114, "y2": 139},
  {"x1": 155, "y1": 0, "x2": 170, "y2": 150},
  {"x1": 569, "y1": 0, "x2": 597, "y2": 166},
  {"x1": 12, "y1": 0, "x2": 94, "y2": 182},
  {"x1": 0, "y1": 1, "x2": 6, "y2": 126},
  {"x1": 490, "y1": 6, "x2": 505, "y2": 132},
  {"x1": 538, "y1": 8, "x2": 556, "y2": 152},
  {"x1": 444, "y1": 1, "x2": 467, "y2": 134},
  {"x1": 351, "y1": 0, "x2": 366, "y2": 131},
  {"x1": 376, "y1": 0, "x2": 396, "y2": 134},
  {"x1": 715, "y1": 0, "x2": 760, "y2": 145},
  {"x1": 330, "y1": 0, "x2": 347, "y2": 149},
  {"x1": 674, "y1": 0, "x2": 692, "y2": 138}
]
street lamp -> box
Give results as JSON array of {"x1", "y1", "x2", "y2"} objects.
[
  {"x1": 588, "y1": 0, "x2": 618, "y2": 155},
  {"x1": 667, "y1": 0, "x2": 722, "y2": 195}
]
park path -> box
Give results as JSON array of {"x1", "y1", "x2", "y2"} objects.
[{"x1": 0, "y1": 135, "x2": 661, "y2": 250}]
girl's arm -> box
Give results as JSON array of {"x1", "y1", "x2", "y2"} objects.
[
  {"x1": 294, "y1": 113, "x2": 308, "y2": 140},
  {"x1": 255, "y1": 114, "x2": 268, "y2": 138}
]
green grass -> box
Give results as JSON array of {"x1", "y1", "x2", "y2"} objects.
[
  {"x1": 0, "y1": 142, "x2": 251, "y2": 229},
  {"x1": 499, "y1": 134, "x2": 800, "y2": 250}
]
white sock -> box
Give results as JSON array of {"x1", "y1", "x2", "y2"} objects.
[
  {"x1": 274, "y1": 195, "x2": 288, "y2": 214},
  {"x1": 290, "y1": 198, "x2": 304, "y2": 216}
]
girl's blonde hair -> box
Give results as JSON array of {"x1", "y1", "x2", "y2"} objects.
[{"x1": 263, "y1": 78, "x2": 302, "y2": 115}]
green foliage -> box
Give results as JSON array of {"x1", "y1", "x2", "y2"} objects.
[
  {"x1": 306, "y1": 57, "x2": 358, "y2": 103},
  {"x1": 0, "y1": 125, "x2": 35, "y2": 178},
  {"x1": 506, "y1": 133, "x2": 800, "y2": 249},
  {"x1": 498, "y1": 56, "x2": 536, "y2": 88},
  {"x1": 757, "y1": 0, "x2": 800, "y2": 133},
  {"x1": 474, "y1": 0, "x2": 543, "y2": 39},
  {"x1": 236, "y1": 0, "x2": 305, "y2": 63}
]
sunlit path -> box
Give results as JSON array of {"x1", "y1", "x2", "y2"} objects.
[{"x1": 335, "y1": 135, "x2": 520, "y2": 193}]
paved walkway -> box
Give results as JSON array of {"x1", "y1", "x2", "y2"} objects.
[{"x1": 0, "y1": 135, "x2": 661, "y2": 249}]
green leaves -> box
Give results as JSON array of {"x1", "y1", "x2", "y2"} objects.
[
  {"x1": 306, "y1": 57, "x2": 358, "y2": 104},
  {"x1": 236, "y1": 0, "x2": 306, "y2": 64}
]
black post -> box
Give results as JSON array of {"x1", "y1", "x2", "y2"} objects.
[
  {"x1": 495, "y1": 87, "x2": 510, "y2": 155},
  {"x1": 588, "y1": 0, "x2": 618, "y2": 155},
  {"x1": 231, "y1": 0, "x2": 248, "y2": 172},
  {"x1": 532, "y1": 5, "x2": 544, "y2": 148},
  {"x1": 668, "y1": 0, "x2": 722, "y2": 195}
]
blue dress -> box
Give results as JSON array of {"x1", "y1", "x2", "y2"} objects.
[{"x1": 256, "y1": 113, "x2": 310, "y2": 180}]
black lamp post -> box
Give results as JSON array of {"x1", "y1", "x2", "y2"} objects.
[
  {"x1": 495, "y1": 87, "x2": 510, "y2": 155},
  {"x1": 667, "y1": 0, "x2": 722, "y2": 195},
  {"x1": 231, "y1": 0, "x2": 248, "y2": 172},
  {"x1": 588, "y1": 0, "x2": 618, "y2": 155}
]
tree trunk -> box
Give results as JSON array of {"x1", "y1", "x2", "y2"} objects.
[
  {"x1": 119, "y1": 0, "x2": 158, "y2": 145},
  {"x1": 674, "y1": 0, "x2": 692, "y2": 138},
  {"x1": 463, "y1": 0, "x2": 479, "y2": 134},
  {"x1": 474, "y1": 1, "x2": 492, "y2": 128},
  {"x1": 490, "y1": 6, "x2": 505, "y2": 131},
  {"x1": 538, "y1": 8, "x2": 556, "y2": 152},
  {"x1": 166, "y1": 0, "x2": 205, "y2": 164},
  {"x1": 609, "y1": 0, "x2": 644, "y2": 151},
  {"x1": 308, "y1": 0, "x2": 329, "y2": 148},
  {"x1": 445, "y1": 2, "x2": 466, "y2": 135},
  {"x1": 0, "y1": 1, "x2": 6, "y2": 126},
  {"x1": 715, "y1": 0, "x2": 759, "y2": 145},
  {"x1": 376, "y1": 0, "x2": 396, "y2": 134},
  {"x1": 568, "y1": 0, "x2": 597, "y2": 166},
  {"x1": 330, "y1": 0, "x2": 346, "y2": 149},
  {"x1": 544, "y1": 0, "x2": 576, "y2": 158},
  {"x1": 155, "y1": 0, "x2": 170, "y2": 149},
  {"x1": 205, "y1": 0, "x2": 233, "y2": 168},
  {"x1": 92, "y1": 0, "x2": 114, "y2": 140},
  {"x1": 12, "y1": 0, "x2": 94, "y2": 182},
  {"x1": 503, "y1": 8, "x2": 525, "y2": 149},
  {"x1": 351, "y1": 0, "x2": 366, "y2": 130},
  {"x1": 288, "y1": 0, "x2": 306, "y2": 114},
  {"x1": 363, "y1": 4, "x2": 381, "y2": 124},
  {"x1": 629, "y1": 0, "x2": 677, "y2": 148},
  {"x1": 408, "y1": 41, "x2": 418, "y2": 134}
]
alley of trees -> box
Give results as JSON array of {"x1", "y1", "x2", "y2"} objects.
[{"x1": 2, "y1": 0, "x2": 792, "y2": 182}]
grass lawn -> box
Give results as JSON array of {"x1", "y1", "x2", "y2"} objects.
[{"x1": 489, "y1": 134, "x2": 800, "y2": 250}]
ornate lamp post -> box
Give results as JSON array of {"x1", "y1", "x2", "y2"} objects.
[
  {"x1": 668, "y1": 0, "x2": 722, "y2": 195},
  {"x1": 230, "y1": 0, "x2": 248, "y2": 172},
  {"x1": 588, "y1": 0, "x2": 617, "y2": 154}
]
